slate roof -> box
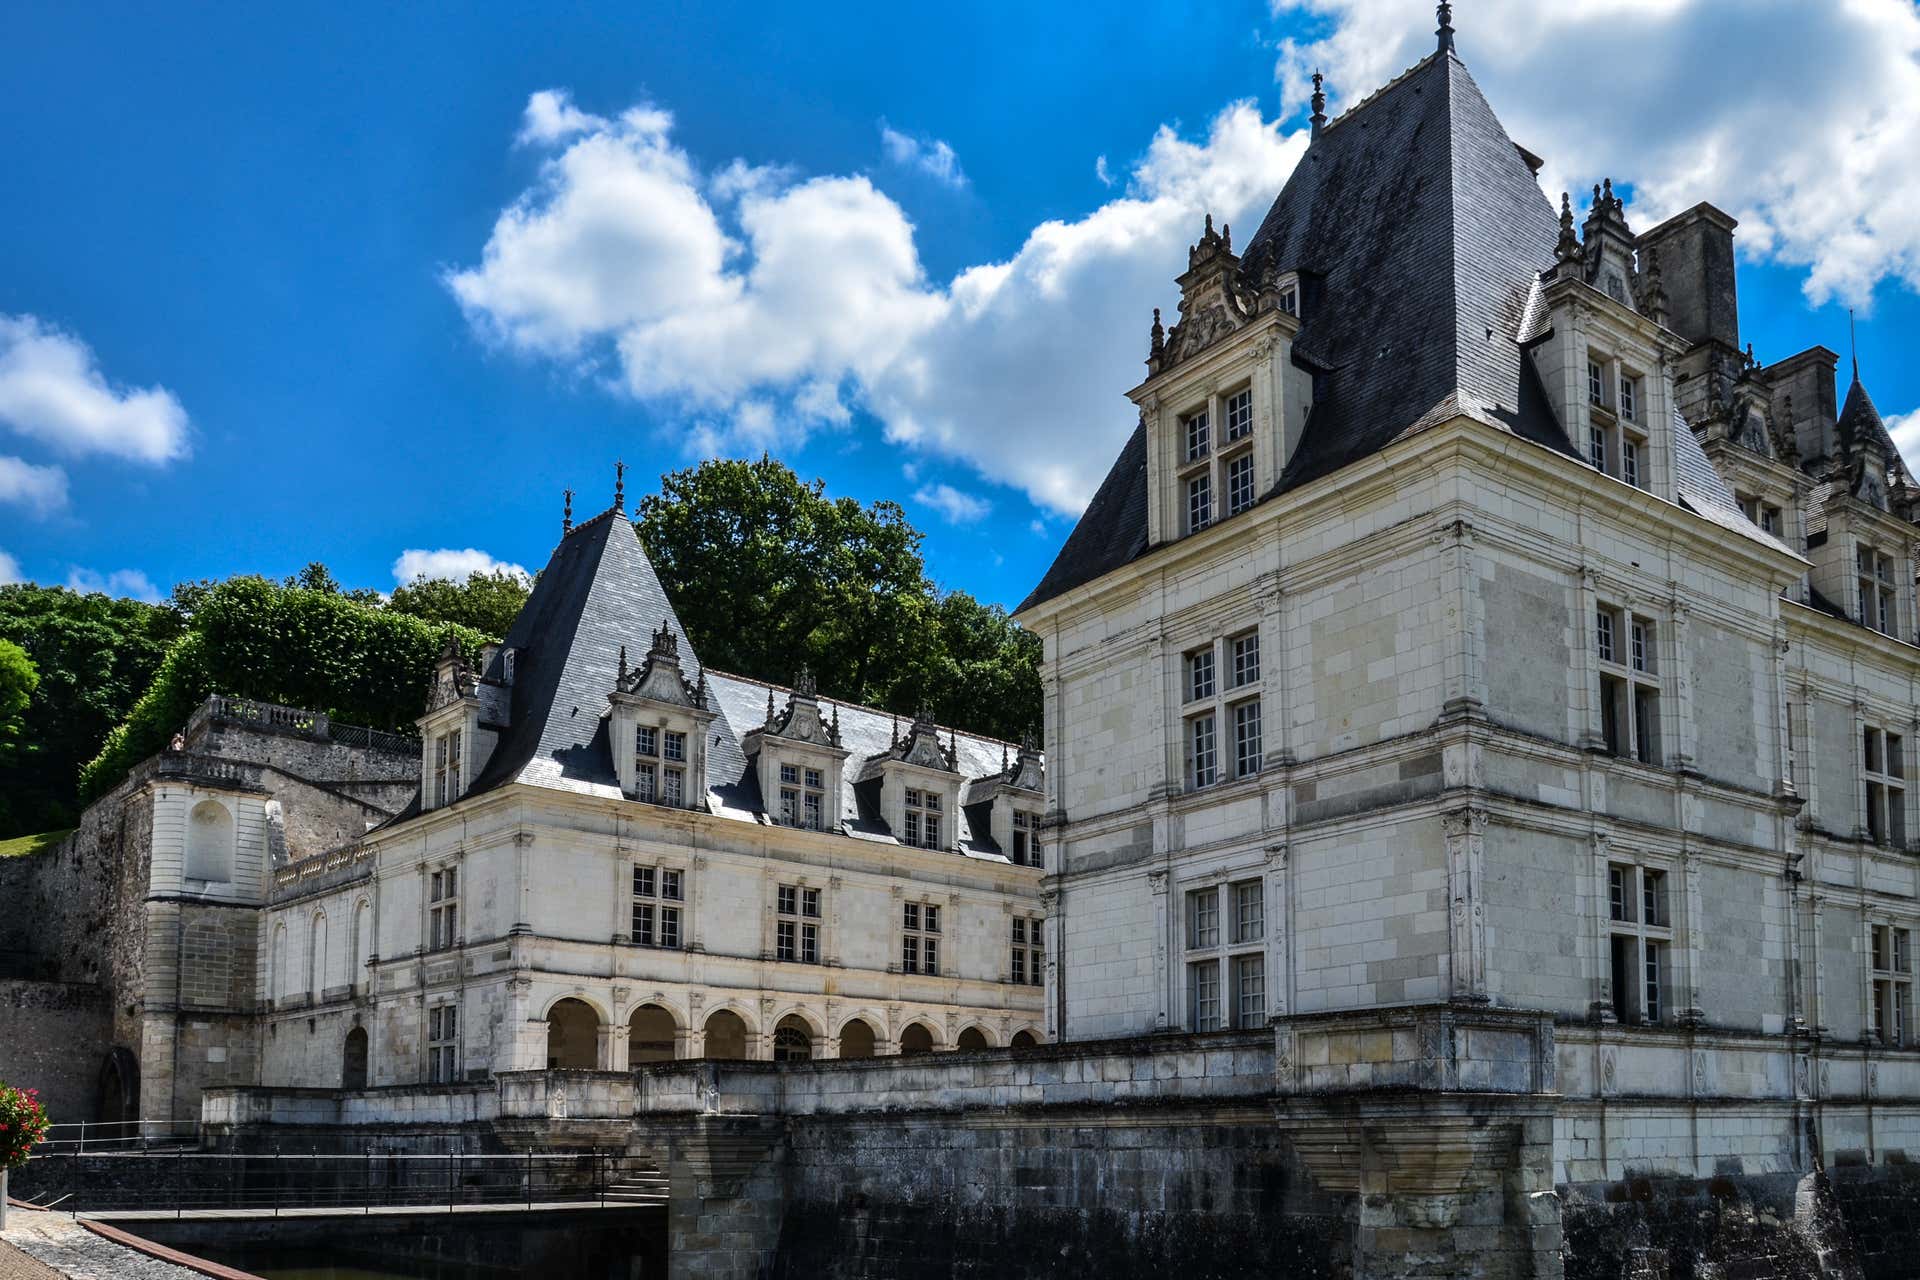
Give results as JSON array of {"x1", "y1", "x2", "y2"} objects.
[
  {"x1": 407, "y1": 507, "x2": 1026, "y2": 861},
  {"x1": 1018, "y1": 49, "x2": 1574, "y2": 613},
  {"x1": 1839, "y1": 371, "x2": 1913, "y2": 486}
]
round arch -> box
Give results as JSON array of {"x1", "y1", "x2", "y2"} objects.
[
  {"x1": 955, "y1": 1025, "x2": 993, "y2": 1052},
  {"x1": 306, "y1": 910, "x2": 328, "y2": 997},
  {"x1": 538, "y1": 991, "x2": 613, "y2": 1024},
  {"x1": 897, "y1": 1022, "x2": 937, "y2": 1056},
  {"x1": 1010, "y1": 1029, "x2": 1040, "y2": 1050},
  {"x1": 342, "y1": 1026, "x2": 369, "y2": 1090},
  {"x1": 772, "y1": 1013, "x2": 814, "y2": 1062},
  {"x1": 545, "y1": 997, "x2": 601, "y2": 1070},
  {"x1": 269, "y1": 923, "x2": 289, "y2": 1001},
  {"x1": 702, "y1": 1008, "x2": 751, "y2": 1060},
  {"x1": 185, "y1": 799, "x2": 235, "y2": 882},
  {"x1": 628, "y1": 1003, "x2": 679, "y2": 1064},
  {"x1": 95, "y1": 1047, "x2": 139, "y2": 1125},
  {"x1": 837, "y1": 1018, "x2": 877, "y2": 1059}
]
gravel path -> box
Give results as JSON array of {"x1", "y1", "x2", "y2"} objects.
[{"x1": 0, "y1": 1209, "x2": 206, "y2": 1279}]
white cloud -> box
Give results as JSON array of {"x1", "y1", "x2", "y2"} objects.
[
  {"x1": 0, "y1": 549, "x2": 21, "y2": 585},
  {"x1": 913, "y1": 482, "x2": 992, "y2": 524},
  {"x1": 0, "y1": 455, "x2": 68, "y2": 515},
  {"x1": 0, "y1": 314, "x2": 190, "y2": 464},
  {"x1": 1029, "y1": 519, "x2": 1047, "y2": 537},
  {"x1": 1889, "y1": 409, "x2": 1920, "y2": 471},
  {"x1": 516, "y1": 89, "x2": 607, "y2": 147},
  {"x1": 1095, "y1": 155, "x2": 1114, "y2": 187},
  {"x1": 450, "y1": 90, "x2": 1302, "y2": 514},
  {"x1": 392, "y1": 547, "x2": 531, "y2": 586},
  {"x1": 67, "y1": 567, "x2": 161, "y2": 603},
  {"x1": 1271, "y1": 0, "x2": 1920, "y2": 307},
  {"x1": 880, "y1": 125, "x2": 968, "y2": 188}
]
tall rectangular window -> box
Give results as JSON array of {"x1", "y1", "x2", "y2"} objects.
[
  {"x1": 1618, "y1": 374, "x2": 1639, "y2": 423},
  {"x1": 632, "y1": 864, "x2": 682, "y2": 949},
  {"x1": 1231, "y1": 879, "x2": 1264, "y2": 944},
  {"x1": 1232, "y1": 954, "x2": 1266, "y2": 1029},
  {"x1": 1225, "y1": 388, "x2": 1253, "y2": 442},
  {"x1": 1011, "y1": 810, "x2": 1035, "y2": 866},
  {"x1": 1873, "y1": 925, "x2": 1913, "y2": 1046},
  {"x1": 428, "y1": 867, "x2": 458, "y2": 952},
  {"x1": 635, "y1": 726, "x2": 659, "y2": 801},
  {"x1": 1188, "y1": 714, "x2": 1218, "y2": 788},
  {"x1": 776, "y1": 883, "x2": 820, "y2": 963},
  {"x1": 1605, "y1": 861, "x2": 1670, "y2": 1025},
  {"x1": 1187, "y1": 647, "x2": 1216, "y2": 702},
  {"x1": 1226, "y1": 453, "x2": 1255, "y2": 516},
  {"x1": 445, "y1": 729, "x2": 462, "y2": 802},
  {"x1": 901, "y1": 901, "x2": 939, "y2": 976},
  {"x1": 662, "y1": 730, "x2": 688, "y2": 806},
  {"x1": 1865, "y1": 726, "x2": 1907, "y2": 847},
  {"x1": 1588, "y1": 360, "x2": 1605, "y2": 406},
  {"x1": 1184, "y1": 408, "x2": 1211, "y2": 462},
  {"x1": 1230, "y1": 632, "x2": 1260, "y2": 688},
  {"x1": 1597, "y1": 606, "x2": 1660, "y2": 766},
  {"x1": 1858, "y1": 545, "x2": 1898, "y2": 635},
  {"x1": 1232, "y1": 700, "x2": 1262, "y2": 778},
  {"x1": 1588, "y1": 425, "x2": 1607, "y2": 472},
  {"x1": 1622, "y1": 438, "x2": 1640, "y2": 488},
  {"x1": 1186, "y1": 473, "x2": 1213, "y2": 533},
  {"x1": 1188, "y1": 959, "x2": 1222, "y2": 1032},
  {"x1": 902, "y1": 788, "x2": 942, "y2": 849},
  {"x1": 1186, "y1": 887, "x2": 1220, "y2": 949},
  {"x1": 432, "y1": 736, "x2": 449, "y2": 808},
  {"x1": 1011, "y1": 916, "x2": 1043, "y2": 987},
  {"x1": 427, "y1": 1003, "x2": 459, "y2": 1083}
]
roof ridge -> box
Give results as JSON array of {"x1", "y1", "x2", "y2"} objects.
[
  {"x1": 709, "y1": 668, "x2": 1023, "y2": 750},
  {"x1": 1318, "y1": 50, "x2": 1443, "y2": 136}
]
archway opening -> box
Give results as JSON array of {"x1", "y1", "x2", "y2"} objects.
[
  {"x1": 838, "y1": 1019, "x2": 876, "y2": 1059},
  {"x1": 95, "y1": 1048, "x2": 138, "y2": 1126},
  {"x1": 773, "y1": 1015, "x2": 813, "y2": 1062},
  {"x1": 546, "y1": 998, "x2": 601, "y2": 1069},
  {"x1": 629, "y1": 1003, "x2": 677, "y2": 1064},
  {"x1": 1010, "y1": 1030, "x2": 1038, "y2": 1051},
  {"x1": 898, "y1": 1023, "x2": 935, "y2": 1056},
  {"x1": 703, "y1": 1009, "x2": 748, "y2": 1060},
  {"x1": 956, "y1": 1027, "x2": 990, "y2": 1052},
  {"x1": 342, "y1": 1027, "x2": 369, "y2": 1090},
  {"x1": 185, "y1": 800, "x2": 235, "y2": 882}
]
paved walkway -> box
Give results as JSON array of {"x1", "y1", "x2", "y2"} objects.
[{"x1": 1, "y1": 1208, "x2": 206, "y2": 1279}]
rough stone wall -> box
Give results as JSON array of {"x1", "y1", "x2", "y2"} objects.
[
  {"x1": 0, "y1": 980, "x2": 111, "y2": 1123},
  {"x1": 1826, "y1": 1162, "x2": 1920, "y2": 1280},
  {"x1": 1562, "y1": 1171, "x2": 1861, "y2": 1280},
  {"x1": 770, "y1": 1111, "x2": 1352, "y2": 1280}
]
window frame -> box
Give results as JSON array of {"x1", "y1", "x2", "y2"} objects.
[
  {"x1": 1605, "y1": 860, "x2": 1672, "y2": 1026},
  {"x1": 1183, "y1": 878, "x2": 1266, "y2": 1030},
  {"x1": 631, "y1": 861, "x2": 685, "y2": 950},
  {"x1": 1596, "y1": 604, "x2": 1662, "y2": 766},
  {"x1": 1872, "y1": 922, "x2": 1913, "y2": 1046},
  {"x1": 1864, "y1": 724, "x2": 1907, "y2": 848}
]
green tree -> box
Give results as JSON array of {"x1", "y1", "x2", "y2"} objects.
[
  {"x1": 388, "y1": 570, "x2": 532, "y2": 638},
  {"x1": 0, "y1": 638, "x2": 37, "y2": 751},
  {"x1": 636, "y1": 456, "x2": 1040, "y2": 741},
  {"x1": 0, "y1": 585, "x2": 186, "y2": 836},
  {"x1": 79, "y1": 577, "x2": 486, "y2": 803}
]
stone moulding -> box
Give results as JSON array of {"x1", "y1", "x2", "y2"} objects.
[{"x1": 1273, "y1": 1001, "x2": 1556, "y2": 1096}]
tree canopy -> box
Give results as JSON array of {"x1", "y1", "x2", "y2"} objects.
[
  {"x1": 388, "y1": 569, "x2": 532, "y2": 637},
  {"x1": 78, "y1": 576, "x2": 489, "y2": 804},
  {"x1": 637, "y1": 456, "x2": 1040, "y2": 742},
  {"x1": 0, "y1": 585, "x2": 187, "y2": 835}
]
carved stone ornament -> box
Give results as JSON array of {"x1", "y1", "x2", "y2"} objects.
[
  {"x1": 756, "y1": 670, "x2": 843, "y2": 748},
  {"x1": 614, "y1": 623, "x2": 704, "y2": 707},
  {"x1": 426, "y1": 633, "x2": 477, "y2": 712}
]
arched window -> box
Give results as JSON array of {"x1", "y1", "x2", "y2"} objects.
[
  {"x1": 269, "y1": 924, "x2": 288, "y2": 1001},
  {"x1": 898, "y1": 1022, "x2": 935, "y2": 1056},
  {"x1": 838, "y1": 1019, "x2": 876, "y2": 1060},
  {"x1": 185, "y1": 799, "x2": 235, "y2": 882},
  {"x1": 629, "y1": 1004, "x2": 677, "y2": 1064},
  {"x1": 1010, "y1": 1030, "x2": 1038, "y2": 1051},
  {"x1": 545, "y1": 998, "x2": 601, "y2": 1070},
  {"x1": 956, "y1": 1026, "x2": 990, "y2": 1052},
  {"x1": 307, "y1": 912, "x2": 327, "y2": 998},
  {"x1": 342, "y1": 1027, "x2": 369, "y2": 1090},
  {"x1": 702, "y1": 1009, "x2": 749, "y2": 1060},
  {"x1": 773, "y1": 1015, "x2": 812, "y2": 1062}
]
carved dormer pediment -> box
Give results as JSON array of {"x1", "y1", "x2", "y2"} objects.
[
  {"x1": 1007, "y1": 732, "x2": 1044, "y2": 794},
  {"x1": 1150, "y1": 214, "x2": 1258, "y2": 377},
  {"x1": 744, "y1": 670, "x2": 852, "y2": 831},
  {"x1": 889, "y1": 710, "x2": 956, "y2": 772},
  {"x1": 755, "y1": 667, "x2": 841, "y2": 748},
  {"x1": 426, "y1": 633, "x2": 477, "y2": 713},
  {"x1": 616, "y1": 624, "x2": 705, "y2": 709},
  {"x1": 1581, "y1": 179, "x2": 1638, "y2": 309}
]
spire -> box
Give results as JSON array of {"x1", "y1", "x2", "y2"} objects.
[
  {"x1": 1310, "y1": 70, "x2": 1327, "y2": 137},
  {"x1": 617, "y1": 644, "x2": 628, "y2": 683},
  {"x1": 614, "y1": 460, "x2": 627, "y2": 514},
  {"x1": 1436, "y1": 1, "x2": 1455, "y2": 55},
  {"x1": 765, "y1": 687, "x2": 776, "y2": 725},
  {"x1": 1148, "y1": 307, "x2": 1165, "y2": 365},
  {"x1": 1850, "y1": 308, "x2": 1860, "y2": 383},
  {"x1": 562, "y1": 488, "x2": 573, "y2": 537},
  {"x1": 1555, "y1": 192, "x2": 1579, "y2": 261}
]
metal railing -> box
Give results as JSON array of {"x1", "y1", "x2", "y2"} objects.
[
  {"x1": 326, "y1": 721, "x2": 418, "y2": 755},
  {"x1": 190, "y1": 695, "x2": 418, "y2": 757},
  {"x1": 15, "y1": 1150, "x2": 665, "y2": 1218},
  {"x1": 40, "y1": 1121, "x2": 200, "y2": 1154}
]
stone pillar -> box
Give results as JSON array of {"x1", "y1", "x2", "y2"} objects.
[
  {"x1": 1264, "y1": 844, "x2": 1289, "y2": 1021},
  {"x1": 636, "y1": 1115, "x2": 785, "y2": 1280},
  {"x1": 1442, "y1": 807, "x2": 1488, "y2": 1002},
  {"x1": 1149, "y1": 868, "x2": 1171, "y2": 1029}
]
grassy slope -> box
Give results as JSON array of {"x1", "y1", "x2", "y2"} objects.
[{"x1": 0, "y1": 828, "x2": 72, "y2": 858}]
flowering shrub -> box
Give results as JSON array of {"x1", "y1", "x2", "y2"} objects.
[{"x1": 0, "y1": 1082, "x2": 50, "y2": 1170}]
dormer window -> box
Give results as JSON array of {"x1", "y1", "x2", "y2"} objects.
[
  {"x1": 1618, "y1": 373, "x2": 1639, "y2": 423},
  {"x1": 1278, "y1": 285, "x2": 1297, "y2": 316},
  {"x1": 634, "y1": 727, "x2": 689, "y2": 805},
  {"x1": 1588, "y1": 361, "x2": 1605, "y2": 406},
  {"x1": 1184, "y1": 408, "x2": 1211, "y2": 462},
  {"x1": 1186, "y1": 473, "x2": 1213, "y2": 533},
  {"x1": 903, "y1": 787, "x2": 942, "y2": 849},
  {"x1": 1011, "y1": 810, "x2": 1036, "y2": 867},
  {"x1": 779, "y1": 764, "x2": 826, "y2": 830},
  {"x1": 1226, "y1": 454, "x2": 1255, "y2": 516},
  {"x1": 1858, "y1": 544, "x2": 1898, "y2": 635},
  {"x1": 610, "y1": 624, "x2": 715, "y2": 809},
  {"x1": 1585, "y1": 353, "x2": 1648, "y2": 492},
  {"x1": 432, "y1": 729, "x2": 463, "y2": 807},
  {"x1": 1225, "y1": 388, "x2": 1253, "y2": 442}
]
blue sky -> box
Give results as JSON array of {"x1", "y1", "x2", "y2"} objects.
[{"x1": 4, "y1": 0, "x2": 1919, "y2": 610}]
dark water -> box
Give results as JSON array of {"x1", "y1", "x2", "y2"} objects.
[{"x1": 143, "y1": 1213, "x2": 665, "y2": 1280}]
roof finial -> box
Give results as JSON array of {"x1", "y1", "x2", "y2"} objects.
[
  {"x1": 1436, "y1": 1, "x2": 1455, "y2": 55},
  {"x1": 1555, "y1": 192, "x2": 1579, "y2": 261},
  {"x1": 1149, "y1": 307, "x2": 1165, "y2": 361},
  {"x1": 1309, "y1": 69, "x2": 1327, "y2": 138},
  {"x1": 1850, "y1": 307, "x2": 1860, "y2": 383},
  {"x1": 614, "y1": 459, "x2": 627, "y2": 513},
  {"x1": 562, "y1": 488, "x2": 573, "y2": 537},
  {"x1": 617, "y1": 644, "x2": 628, "y2": 683}
]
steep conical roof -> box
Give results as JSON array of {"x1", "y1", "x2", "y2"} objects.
[
  {"x1": 465, "y1": 506, "x2": 739, "y2": 799},
  {"x1": 1019, "y1": 48, "x2": 1571, "y2": 613}
]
